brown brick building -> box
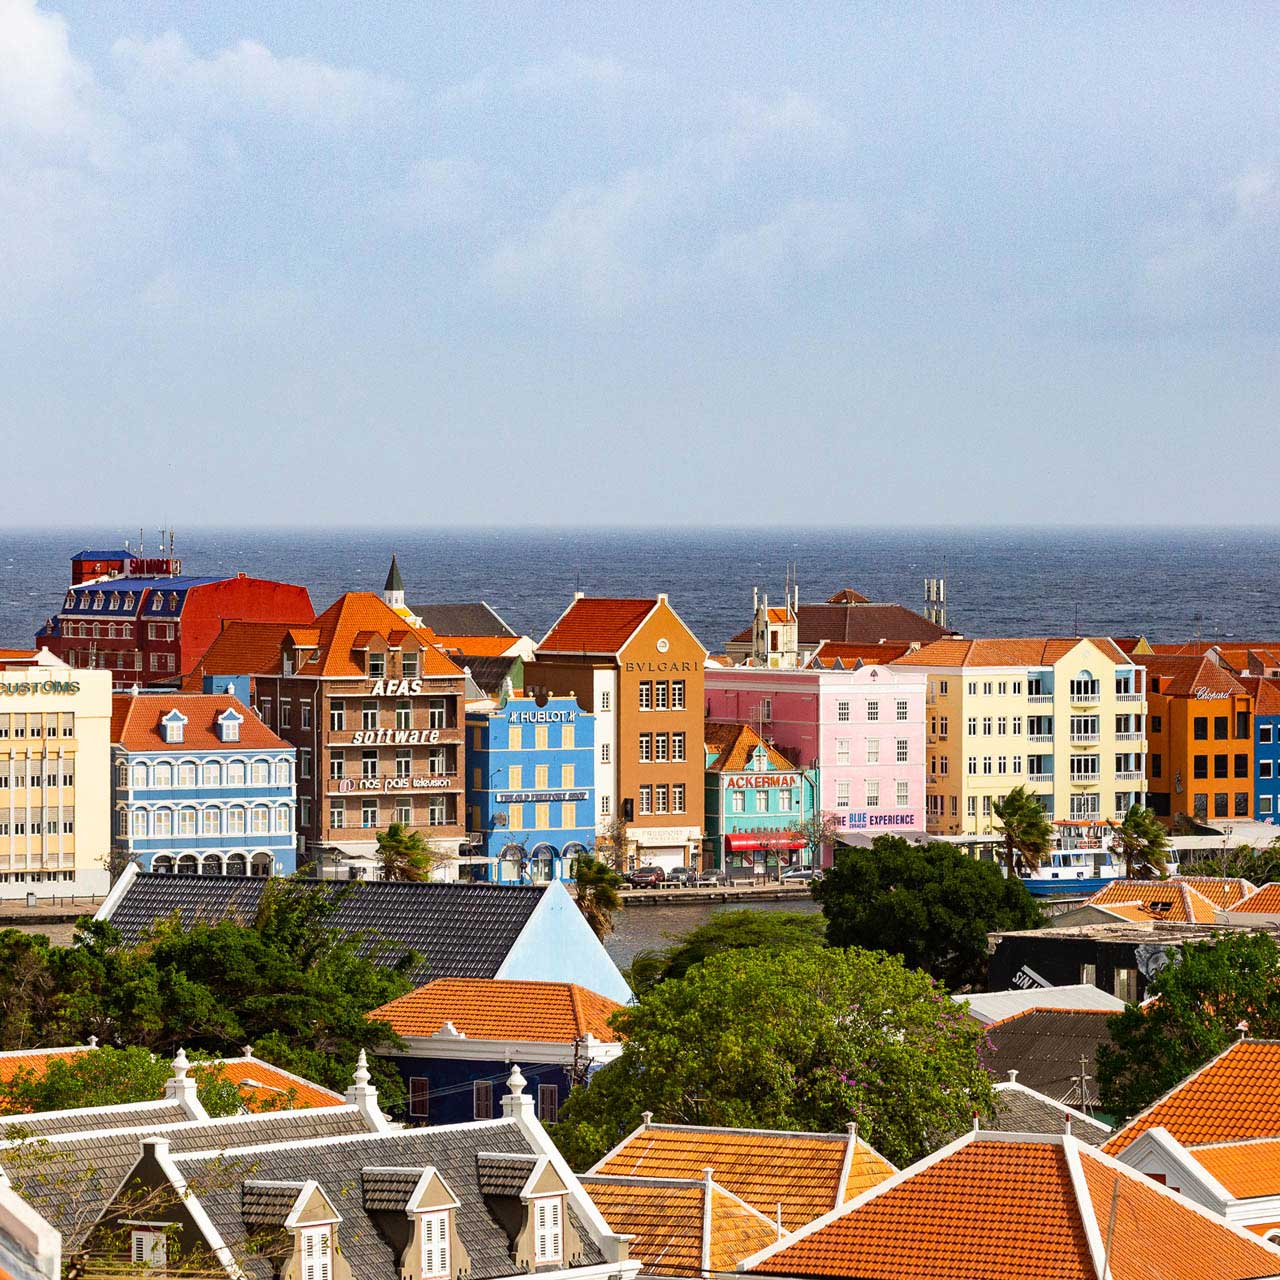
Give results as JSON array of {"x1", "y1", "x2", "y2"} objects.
[
  {"x1": 193, "y1": 592, "x2": 466, "y2": 872},
  {"x1": 529, "y1": 594, "x2": 706, "y2": 870}
]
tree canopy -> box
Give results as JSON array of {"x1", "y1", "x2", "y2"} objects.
[
  {"x1": 814, "y1": 837, "x2": 1042, "y2": 989},
  {"x1": 1097, "y1": 931, "x2": 1280, "y2": 1121},
  {"x1": 573, "y1": 854, "x2": 624, "y2": 940},
  {"x1": 552, "y1": 945, "x2": 993, "y2": 1170},
  {"x1": 376, "y1": 822, "x2": 442, "y2": 881},
  {"x1": 1109, "y1": 804, "x2": 1170, "y2": 878},
  {"x1": 627, "y1": 909, "x2": 827, "y2": 994},
  {"x1": 0, "y1": 879, "x2": 414, "y2": 1111},
  {"x1": 991, "y1": 785, "x2": 1053, "y2": 877}
]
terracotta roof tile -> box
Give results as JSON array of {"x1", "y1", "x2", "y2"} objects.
[
  {"x1": 367, "y1": 978, "x2": 624, "y2": 1043},
  {"x1": 1142, "y1": 655, "x2": 1249, "y2": 699},
  {"x1": 806, "y1": 641, "x2": 914, "y2": 669},
  {"x1": 111, "y1": 693, "x2": 290, "y2": 753},
  {"x1": 589, "y1": 1124, "x2": 894, "y2": 1231},
  {"x1": 199, "y1": 1056, "x2": 346, "y2": 1111},
  {"x1": 1234, "y1": 883, "x2": 1280, "y2": 914},
  {"x1": 0, "y1": 1046, "x2": 95, "y2": 1107},
  {"x1": 892, "y1": 636, "x2": 1132, "y2": 669},
  {"x1": 1084, "y1": 880, "x2": 1223, "y2": 923},
  {"x1": 1189, "y1": 1137, "x2": 1280, "y2": 1199},
  {"x1": 538, "y1": 598, "x2": 658, "y2": 654},
  {"x1": 187, "y1": 619, "x2": 296, "y2": 681},
  {"x1": 1105, "y1": 1041, "x2": 1280, "y2": 1154},
  {"x1": 704, "y1": 722, "x2": 800, "y2": 774},
  {"x1": 1242, "y1": 677, "x2": 1280, "y2": 716},
  {"x1": 305, "y1": 594, "x2": 462, "y2": 678},
  {"x1": 582, "y1": 1175, "x2": 778, "y2": 1275}
]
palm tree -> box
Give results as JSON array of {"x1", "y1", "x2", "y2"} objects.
[
  {"x1": 992, "y1": 785, "x2": 1054, "y2": 880},
  {"x1": 376, "y1": 822, "x2": 439, "y2": 882},
  {"x1": 1109, "y1": 804, "x2": 1170, "y2": 879},
  {"x1": 573, "y1": 854, "x2": 624, "y2": 940}
]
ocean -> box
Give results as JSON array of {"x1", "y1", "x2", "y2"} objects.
[{"x1": 2, "y1": 526, "x2": 1279, "y2": 653}]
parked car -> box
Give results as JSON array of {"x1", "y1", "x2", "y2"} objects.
[
  {"x1": 781, "y1": 867, "x2": 822, "y2": 883},
  {"x1": 664, "y1": 865, "x2": 698, "y2": 887},
  {"x1": 697, "y1": 870, "x2": 726, "y2": 887},
  {"x1": 625, "y1": 865, "x2": 666, "y2": 888}
]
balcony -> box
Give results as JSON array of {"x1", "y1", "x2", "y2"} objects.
[
  {"x1": 1115, "y1": 770, "x2": 1144, "y2": 782},
  {"x1": 1069, "y1": 686, "x2": 1101, "y2": 706},
  {"x1": 325, "y1": 772, "x2": 461, "y2": 795},
  {"x1": 1028, "y1": 693, "x2": 1054, "y2": 704},
  {"x1": 1070, "y1": 733, "x2": 1101, "y2": 744},
  {"x1": 1116, "y1": 691, "x2": 1144, "y2": 703},
  {"x1": 1116, "y1": 731, "x2": 1143, "y2": 742},
  {"x1": 1068, "y1": 773, "x2": 1101, "y2": 785},
  {"x1": 1028, "y1": 770, "x2": 1053, "y2": 782},
  {"x1": 1029, "y1": 733, "x2": 1053, "y2": 744}
]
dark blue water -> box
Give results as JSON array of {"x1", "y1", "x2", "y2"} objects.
[{"x1": 2, "y1": 526, "x2": 1278, "y2": 652}]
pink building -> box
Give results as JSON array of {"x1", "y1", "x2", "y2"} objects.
[{"x1": 705, "y1": 664, "x2": 927, "y2": 860}]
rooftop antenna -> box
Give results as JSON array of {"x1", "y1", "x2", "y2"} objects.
[
  {"x1": 139, "y1": 527, "x2": 144, "y2": 555},
  {"x1": 1073, "y1": 602, "x2": 1080, "y2": 638}
]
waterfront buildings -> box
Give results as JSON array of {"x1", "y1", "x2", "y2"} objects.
[
  {"x1": 703, "y1": 722, "x2": 815, "y2": 875},
  {"x1": 891, "y1": 637, "x2": 1147, "y2": 836},
  {"x1": 39, "y1": 548, "x2": 312, "y2": 689},
  {"x1": 191, "y1": 589, "x2": 467, "y2": 872},
  {"x1": 704, "y1": 663, "x2": 928, "y2": 853},
  {"x1": 1142, "y1": 655, "x2": 1254, "y2": 826},
  {"x1": 465, "y1": 692, "x2": 596, "y2": 883},
  {"x1": 110, "y1": 690, "x2": 297, "y2": 876},
  {"x1": 0, "y1": 649, "x2": 111, "y2": 900},
  {"x1": 529, "y1": 595, "x2": 706, "y2": 870},
  {"x1": 1243, "y1": 677, "x2": 1280, "y2": 824}
]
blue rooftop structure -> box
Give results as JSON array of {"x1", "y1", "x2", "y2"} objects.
[{"x1": 72, "y1": 548, "x2": 134, "y2": 561}]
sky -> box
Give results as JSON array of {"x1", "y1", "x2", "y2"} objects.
[{"x1": 1, "y1": 1, "x2": 1278, "y2": 526}]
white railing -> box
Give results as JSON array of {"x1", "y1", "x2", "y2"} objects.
[
  {"x1": 1116, "y1": 692, "x2": 1144, "y2": 702},
  {"x1": 1071, "y1": 733, "x2": 1101, "y2": 743},
  {"x1": 1029, "y1": 733, "x2": 1053, "y2": 743},
  {"x1": 1115, "y1": 771, "x2": 1144, "y2": 782},
  {"x1": 1116, "y1": 732, "x2": 1143, "y2": 741},
  {"x1": 1028, "y1": 693, "x2": 1054, "y2": 704}
]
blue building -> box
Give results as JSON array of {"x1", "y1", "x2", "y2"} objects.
[
  {"x1": 371, "y1": 977, "x2": 624, "y2": 1126},
  {"x1": 465, "y1": 693, "x2": 595, "y2": 884},
  {"x1": 111, "y1": 692, "x2": 297, "y2": 876},
  {"x1": 1251, "y1": 677, "x2": 1280, "y2": 825}
]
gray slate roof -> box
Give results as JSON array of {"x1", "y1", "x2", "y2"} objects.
[
  {"x1": 101, "y1": 874, "x2": 547, "y2": 984},
  {"x1": 1, "y1": 1106, "x2": 371, "y2": 1246},
  {"x1": 0, "y1": 1099, "x2": 189, "y2": 1139},
  {"x1": 175, "y1": 1122, "x2": 605, "y2": 1279},
  {"x1": 984, "y1": 1009, "x2": 1115, "y2": 1107},
  {"x1": 461, "y1": 655, "x2": 522, "y2": 696},
  {"x1": 992, "y1": 1082, "x2": 1111, "y2": 1145},
  {"x1": 411, "y1": 602, "x2": 516, "y2": 638},
  {"x1": 729, "y1": 601, "x2": 952, "y2": 648}
]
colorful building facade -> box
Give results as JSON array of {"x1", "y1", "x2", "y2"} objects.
[
  {"x1": 1247, "y1": 678, "x2": 1280, "y2": 825},
  {"x1": 891, "y1": 638, "x2": 1146, "y2": 836},
  {"x1": 704, "y1": 664, "x2": 927, "y2": 857},
  {"x1": 465, "y1": 693, "x2": 596, "y2": 883},
  {"x1": 704, "y1": 722, "x2": 816, "y2": 874},
  {"x1": 111, "y1": 692, "x2": 297, "y2": 876},
  {"x1": 0, "y1": 650, "x2": 112, "y2": 899}
]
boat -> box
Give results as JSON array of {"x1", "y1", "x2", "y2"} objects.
[{"x1": 1018, "y1": 820, "x2": 1179, "y2": 897}]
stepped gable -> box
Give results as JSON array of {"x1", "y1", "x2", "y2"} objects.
[
  {"x1": 741, "y1": 1132, "x2": 1280, "y2": 1280},
  {"x1": 97, "y1": 872, "x2": 546, "y2": 984}
]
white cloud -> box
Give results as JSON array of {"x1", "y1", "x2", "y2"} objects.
[
  {"x1": 0, "y1": 0, "x2": 93, "y2": 139},
  {"x1": 708, "y1": 198, "x2": 864, "y2": 283},
  {"x1": 111, "y1": 30, "x2": 407, "y2": 128},
  {"x1": 391, "y1": 157, "x2": 494, "y2": 229},
  {"x1": 436, "y1": 52, "x2": 629, "y2": 109}
]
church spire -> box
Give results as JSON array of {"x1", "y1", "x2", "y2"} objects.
[{"x1": 383, "y1": 554, "x2": 405, "y2": 610}]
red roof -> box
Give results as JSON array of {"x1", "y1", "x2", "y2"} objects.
[
  {"x1": 893, "y1": 636, "x2": 1132, "y2": 668},
  {"x1": 538, "y1": 598, "x2": 658, "y2": 654},
  {"x1": 201, "y1": 1055, "x2": 346, "y2": 1110},
  {"x1": 111, "y1": 693, "x2": 289, "y2": 752},
  {"x1": 806, "y1": 640, "x2": 914, "y2": 668},
  {"x1": 1142, "y1": 655, "x2": 1248, "y2": 699},
  {"x1": 186, "y1": 619, "x2": 296, "y2": 682},
  {"x1": 302, "y1": 594, "x2": 463, "y2": 678}
]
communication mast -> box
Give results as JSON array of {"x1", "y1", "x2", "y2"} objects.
[{"x1": 924, "y1": 575, "x2": 947, "y2": 629}]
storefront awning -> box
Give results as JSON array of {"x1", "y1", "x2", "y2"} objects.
[{"x1": 724, "y1": 834, "x2": 806, "y2": 853}]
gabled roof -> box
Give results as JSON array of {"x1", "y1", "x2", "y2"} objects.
[
  {"x1": 991, "y1": 1081, "x2": 1111, "y2": 1145},
  {"x1": 1142, "y1": 654, "x2": 1250, "y2": 699},
  {"x1": 582, "y1": 1173, "x2": 779, "y2": 1276},
  {"x1": 300, "y1": 593, "x2": 462, "y2": 679},
  {"x1": 731, "y1": 602, "x2": 949, "y2": 649},
  {"x1": 984, "y1": 1010, "x2": 1115, "y2": 1107},
  {"x1": 741, "y1": 1131, "x2": 1280, "y2": 1280},
  {"x1": 203, "y1": 1054, "x2": 346, "y2": 1110},
  {"x1": 409, "y1": 601, "x2": 517, "y2": 638},
  {"x1": 368, "y1": 978, "x2": 624, "y2": 1044},
  {"x1": 111, "y1": 693, "x2": 288, "y2": 752},
  {"x1": 0, "y1": 1045, "x2": 95, "y2": 1096},
  {"x1": 1233, "y1": 883, "x2": 1280, "y2": 914},
  {"x1": 1189, "y1": 1136, "x2": 1280, "y2": 1200},
  {"x1": 539, "y1": 597, "x2": 659, "y2": 655},
  {"x1": 459, "y1": 655, "x2": 522, "y2": 697},
  {"x1": 1, "y1": 1098, "x2": 191, "y2": 1139},
  {"x1": 98, "y1": 871, "x2": 552, "y2": 985},
  {"x1": 187, "y1": 619, "x2": 297, "y2": 680},
  {"x1": 1084, "y1": 879, "x2": 1226, "y2": 924},
  {"x1": 587, "y1": 1122, "x2": 894, "y2": 1232},
  {"x1": 956, "y1": 985, "x2": 1125, "y2": 1026},
  {"x1": 1241, "y1": 676, "x2": 1280, "y2": 717},
  {"x1": 704, "y1": 722, "x2": 800, "y2": 774},
  {"x1": 1105, "y1": 1040, "x2": 1280, "y2": 1155},
  {"x1": 892, "y1": 636, "x2": 1132, "y2": 669},
  {"x1": 805, "y1": 640, "x2": 914, "y2": 669}
]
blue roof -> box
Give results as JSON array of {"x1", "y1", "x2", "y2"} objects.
[
  {"x1": 73, "y1": 548, "x2": 134, "y2": 561},
  {"x1": 73, "y1": 575, "x2": 221, "y2": 592}
]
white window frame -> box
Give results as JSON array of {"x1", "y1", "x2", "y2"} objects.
[{"x1": 533, "y1": 1196, "x2": 563, "y2": 1264}]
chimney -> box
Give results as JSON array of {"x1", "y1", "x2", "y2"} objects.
[
  {"x1": 1007, "y1": 1069, "x2": 1019, "y2": 1084},
  {"x1": 345, "y1": 1050, "x2": 390, "y2": 1132},
  {"x1": 501, "y1": 1063, "x2": 536, "y2": 1123}
]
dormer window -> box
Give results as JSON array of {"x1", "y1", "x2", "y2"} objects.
[
  {"x1": 301, "y1": 1225, "x2": 332, "y2": 1280},
  {"x1": 130, "y1": 1228, "x2": 168, "y2": 1269},
  {"x1": 533, "y1": 1196, "x2": 563, "y2": 1264},
  {"x1": 109, "y1": 593, "x2": 120, "y2": 610},
  {"x1": 93, "y1": 591, "x2": 105, "y2": 609},
  {"x1": 162, "y1": 711, "x2": 187, "y2": 744},
  {"x1": 168, "y1": 592, "x2": 179, "y2": 610},
  {"x1": 369, "y1": 652, "x2": 386, "y2": 678},
  {"x1": 403, "y1": 652, "x2": 419, "y2": 679},
  {"x1": 421, "y1": 1210, "x2": 451, "y2": 1278},
  {"x1": 218, "y1": 710, "x2": 242, "y2": 743},
  {"x1": 124, "y1": 592, "x2": 136, "y2": 609},
  {"x1": 64, "y1": 592, "x2": 74, "y2": 609}
]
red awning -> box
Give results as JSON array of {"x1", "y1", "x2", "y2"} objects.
[{"x1": 724, "y1": 834, "x2": 806, "y2": 853}]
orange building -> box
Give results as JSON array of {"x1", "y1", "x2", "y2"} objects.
[{"x1": 1143, "y1": 655, "x2": 1254, "y2": 826}]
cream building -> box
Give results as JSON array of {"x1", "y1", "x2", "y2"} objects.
[
  {"x1": 892, "y1": 638, "x2": 1146, "y2": 836},
  {"x1": 0, "y1": 649, "x2": 112, "y2": 899}
]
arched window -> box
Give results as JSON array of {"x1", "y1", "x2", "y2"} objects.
[
  {"x1": 202, "y1": 761, "x2": 221, "y2": 788},
  {"x1": 154, "y1": 762, "x2": 173, "y2": 788},
  {"x1": 131, "y1": 763, "x2": 148, "y2": 789},
  {"x1": 274, "y1": 805, "x2": 291, "y2": 832},
  {"x1": 251, "y1": 760, "x2": 270, "y2": 786},
  {"x1": 225, "y1": 853, "x2": 248, "y2": 877},
  {"x1": 151, "y1": 854, "x2": 174, "y2": 874},
  {"x1": 227, "y1": 807, "x2": 246, "y2": 834},
  {"x1": 251, "y1": 806, "x2": 269, "y2": 834},
  {"x1": 153, "y1": 809, "x2": 173, "y2": 836},
  {"x1": 176, "y1": 854, "x2": 199, "y2": 875},
  {"x1": 274, "y1": 760, "x2": 291, "y2": 785},
  {"x1": 227, "y1": 759, "x2": 246, "y2": 787},
  {"x1": 250, "y1": 851, "x2": 273, "y2": 877},
  {"x1": 202, "y1": 808, "x2": 221, "y2": 835},
  {"x1": 116, "y1": 762, "x2": 129, "y2": 789},
  {"x1": 201, "y1": 853, "x2": 224, "y2": 876}
]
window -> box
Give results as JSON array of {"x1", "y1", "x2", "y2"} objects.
[
  {"x1": 402, "y1": 651, "x2": 419, "y2": 679},
  {"x1": 967, "y1": 796, "x2": 977, "y2": 817},
  {"x1": 731, "y1": 790, "x2": 746, "y2": 813},
  {"x1": 410, "y1": 1077, "x2": 430, "y2": 1116},
  {"x1": 1012, "y1": 716, "x2": 1022, "y2": 735},
  {"x1": 982, "y1": 681, "x2": 993, "y2": 696},
  {"x1": 300, "y1": 700, "x2": 312, "y2": 730},
  {"x1": 760, "y1": 697, "x2": 772, "y2": 722},
  {"x1": 178, "y1": 808, "x2": 196, "y2": 835},
  {"x1": 1193, "y1": 755, "x2": 1208, "y2": 780},
  {"x1": 280, "y1": 700, "x2": 292, "y2": 730},
  {"x1": 1113, "y1": 968, "x2": 1138, "y2": 1002},
  {"x1": 939, "y1": 680, "x2": 948, "y2": 695},
  {"x1": 153, "y1": 809, "x2": 173, "y2": 836},
  {"x1": 1235, "y1": 753, "x2": 1249, "y2": 779},
  {"x1": 780, "y1": 789, "x2": 793, "y2": 812},
  {"x1": 131, "y1": 1230, "x2": 167, "y2": 1269},
  {"x1": 330, "y1": 701, "x2": 345, "y2": 732},
  {"x1": 203, "y1": 809, "x2": 220, "y2": 835},
  {"x1": 896, "y1": 699, "x2": 909, "y2": 721},
  {"x1": 330, "y1": 754, "x2": 345, "y2": 781},
  {"x1": 362, "y1": 800, "x2": 378, "y2": 828},
  {"x1": 967, "y1": 717, "x2": 977, "y2": 736},
  {"x1": 1211, "y1": 715, "x2": 1229, "y2": 740},
  {"x1": 836, "y1": 738, "x2": 850, "y2": 765},
  {"x1": 654, "y1": 681, "x2": 669, "y2": 710},
  {"x1": 1237, "y1": 710, "x2": 1252, "y2": 739},
  {"x1": 421, "y1": 1211, "x2": 450, "y2": 1278},
  {"x1": 837, "y1": 700, "x2": 850, "y2": 723},
  {"x1": 1214, "y1": 754, "x2": 1228, "y2": 779},
  {"x1": 600, "y1": 742, "x2": 611, "y2": 763},
  {"x1": 967, "y1": 756, "x2": 977, "y2": 776},
  {"x1": 1150, "y1": 715, "x2": 1162, "y2": 734},
  {"x1": 939, "y1": 756, "x2": 950, "y2": 775},
  {"x1": 896, "y1": 780, "x2": 909, "y2": 807},
  {"x1": 227, "y1": 807, "x2": 245, "y2": 834},
  {"x1": 562, "y1": 724, "x2": 574, "y2": 749},
  {"x1": 982, "y1": 756, "x2": 993, "y2": 775},
  {"x1": 331, "y1": 802, "x2": 345, "y2": 829},
  {"x1": 896, "y1": 738, "x2": 908, "y2": 764},
  {"x1": 866, "y1": 738, "x2": 880, "y2": 764},
  {"x1": 369, "y1": 652, "x2": 386, "y2": 678},
  {"x1": 997, "y1": 755, "x2": 1008, "y2": 775},
  {"x1": 672, "y1": 732, "x2": 686, "y2": 762},
  {"x1": 1262, "y1": 761, "x2": 1275, "y2": 779},
  {"x1": 997, "y1": 681, "x2": 1007, "y2": 696},
  {"x1": 299, "y1": 747, "x2": 311, "y2": 779},
  {"x1": 534, "y1": 1197, "x2": 563, "y2": 1263},
  {"x1": 1193, "y1": 716, "x2": 1208, "y2": 740},
  {"x1": 654, "y1": 734, "x2": 668, "y2": 762},
  {"x1": 982, "y1": 717, "x2": 992, "y2": 736},
  {"x1": 362, "y1": 701, "x2": 378, "y2": 731},
  {"x1": 967, "y1": 681, "x2": 977, "y2": 696},
  {"x1": 396, "y1": 700, "x2": 412, "y2": 731},
  {"x1": 600, "y1": 795, "x2": 611, "y2": 816},
  {"x1": 397, "y1": 748, "x2": 412, "y2": 779},
  {"x1": 639, "y1": 785, "x2": 652, "y2": 816},
  {"x1": 600, "y1": 689, "x2": 611, "y2": 712},
  {"x1": 1215, "y1": 792, "x2": 1229, "y2": 818},
  {"x1": 202, "y1": 762, "x2": 220, "y2": 787},
  {"x1": 638, "y1": 734, "x2": 652, "y2": 763},
  {"x1": 508, "y1": 726, "x2": 522, "y2": 751},
  {"x1": 396, "y1": 800, "x2": 411, "y2": 825},
  {"x1": 755, "y1": 790, "x2": 768, "y2": 813},
  {"x1": 672, "y1": 681, "x2": 685, "y2": 710},
  {"x1": 866, "y1": 779, "x2": 880, "y2": 807},
  {"x1": 638, "y1": 682, "x2": 652, "y2": 711},
  {"x1": 867, "y1": 700, "x2": 879, "y2": 722},
  {"x1": 538, "y1": 1083, "x2": 559, "y2": 1122},
  {"x1": 939, "y1": 715, "x2": 949, "y2": 738},
  {"x1": 1261, "y1": 724, "x2": 1274, "y2": 745},
  {"x1": 1235, "y1": 792, "x2": 1249, "y2": 817},
  {"x1": 655, "y1": 785, "x2": 669, "y2": 813},
  {"x1": 1263, "y1": 796, "x2": 1275, "y2": 815},
  {"x1": 1151, "y1": 753, "x2": 1162, "y2": 778},
  {"x1": 836, "y1": 780, "x2": 850, "y2": 807}
]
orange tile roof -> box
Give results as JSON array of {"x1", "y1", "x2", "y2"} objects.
[
  {"x1": 765, "y1": 607, "x2": 793, "y2": 624},
  {"x1": 1242, "y1": 676, "x2": 1280, "y2": 716},
  {"x1": 367, "y1": 978, "x2": 624, "y2": 1043},
  {"x1": 1084, "y1": 880, "x2": 1222, "y2": 924},
  {"x1": 199, "y1": 1055, "x2": 345, "y2": 1111},
  {"x1": 1142, "y1": 655, "x2": 1249, "y2": 699},
  {"x1": 0, "y1": 1046, "x2": 95, "y2": 1103},
  {"x1": 111, "y1": 693, "x2": 290, "y2": 753},
  {"x1": 1233, "y1": 883, "x2": 1280, "y2": 914},
  {"x1": 538, "y1": 598, "x2": 658, "y2": 654},
  {"x1": 1189, "y1": 1137, "x2": 1280, "y2": 1199},
  {"x1": 1175, "y1": 877, "x2": 1256, "y2": 909},
  {"x1": 806, "y1": 641, "x2": 914, "y2": 669},
  {"x1": 187, "y1": 619, "x2": 297, "y2": 681},
  {"x1": 1105, "y1": 1041, "x2": 1280, "y2": 1155},
  {"x1": 704, "y1": 722, "x2": 800, "y2": 773},
  {"x1": 744, "y1": 1134, "x2": 1280, "y2": 1280},
  {"x1": 583, "y1": 1175, "x2": 779, "y2": 1276},
  {"x1": 891, "y1": 636, "x2": 1132, "y2": 669},
  {"x1": 303, "y1": 593, "x2": 463, "y2": 679},
  {"x1": 589, "y1": 1124, "x2": 894, "y2": 1231}
]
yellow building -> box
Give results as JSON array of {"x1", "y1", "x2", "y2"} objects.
[
  {"x1": 0, "y1": 649, "x2": 112, "y2": 898},
  {"x1": 892, "y1": 638, "x2": 1146, "y2": 836}
]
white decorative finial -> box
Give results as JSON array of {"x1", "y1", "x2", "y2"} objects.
[
  {"x1": 242, "y1": 1044, "x2": 254, "y2": 1059},
  {"x1": 172, "y1": 1047, "x2": 189, "y2": 1079},
  {"x1": 507, "y1": 1063, "x2": 527, "y2": 1095},
  {"x1": 1008, "y1": 1068, "x2": 1019, "y2": 1084},
  {"x1": 641, "y1": 1110, "x2": 653, "y2": 1126},
  {"x1": 87, "y1": 1035, "x2": 98, "y2": 1048},
  {"x1": 354, "y1": 1049, "x2": 371, "y2": 1087}
]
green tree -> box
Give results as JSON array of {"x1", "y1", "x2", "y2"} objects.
[
  {"x1": 1109, "y1": 804, "x2": 1170, "y2": 879},
  {"x1": 573, "y1": 854, "x2": 624, "y2": 940},
  {"x1": 626, "y1": 909, "x2": 827, "y2": 994},
  {"x1": 814, "y1": 837, "x2": 1042, "y2": 989},
  {"x1": 1189, "y1": 837, "x2": 1280, "y2": 884},
  {"x1": 551, "y1": 946, "x2": 993, "y2": 1170},
  {"x1": 0, "y1": 1045, "x2": 245, "y2": 1119},
  {"x1": 376, "y1": 822, "x2": 442, "y2": 881},
  {"x1": 795, "y1": 810, "x2": 842, "y2": 869},
  {"x1": 1097, "y1": 932, "x2": 1280, "y2": 1121},
  {"x1": 991, "y1": 785, "x2": 1053, "y2": 878}
]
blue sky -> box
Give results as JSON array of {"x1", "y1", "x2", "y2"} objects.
[{"x1": 2, "y1": 1, "x2": 1277, "y2": 526}]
